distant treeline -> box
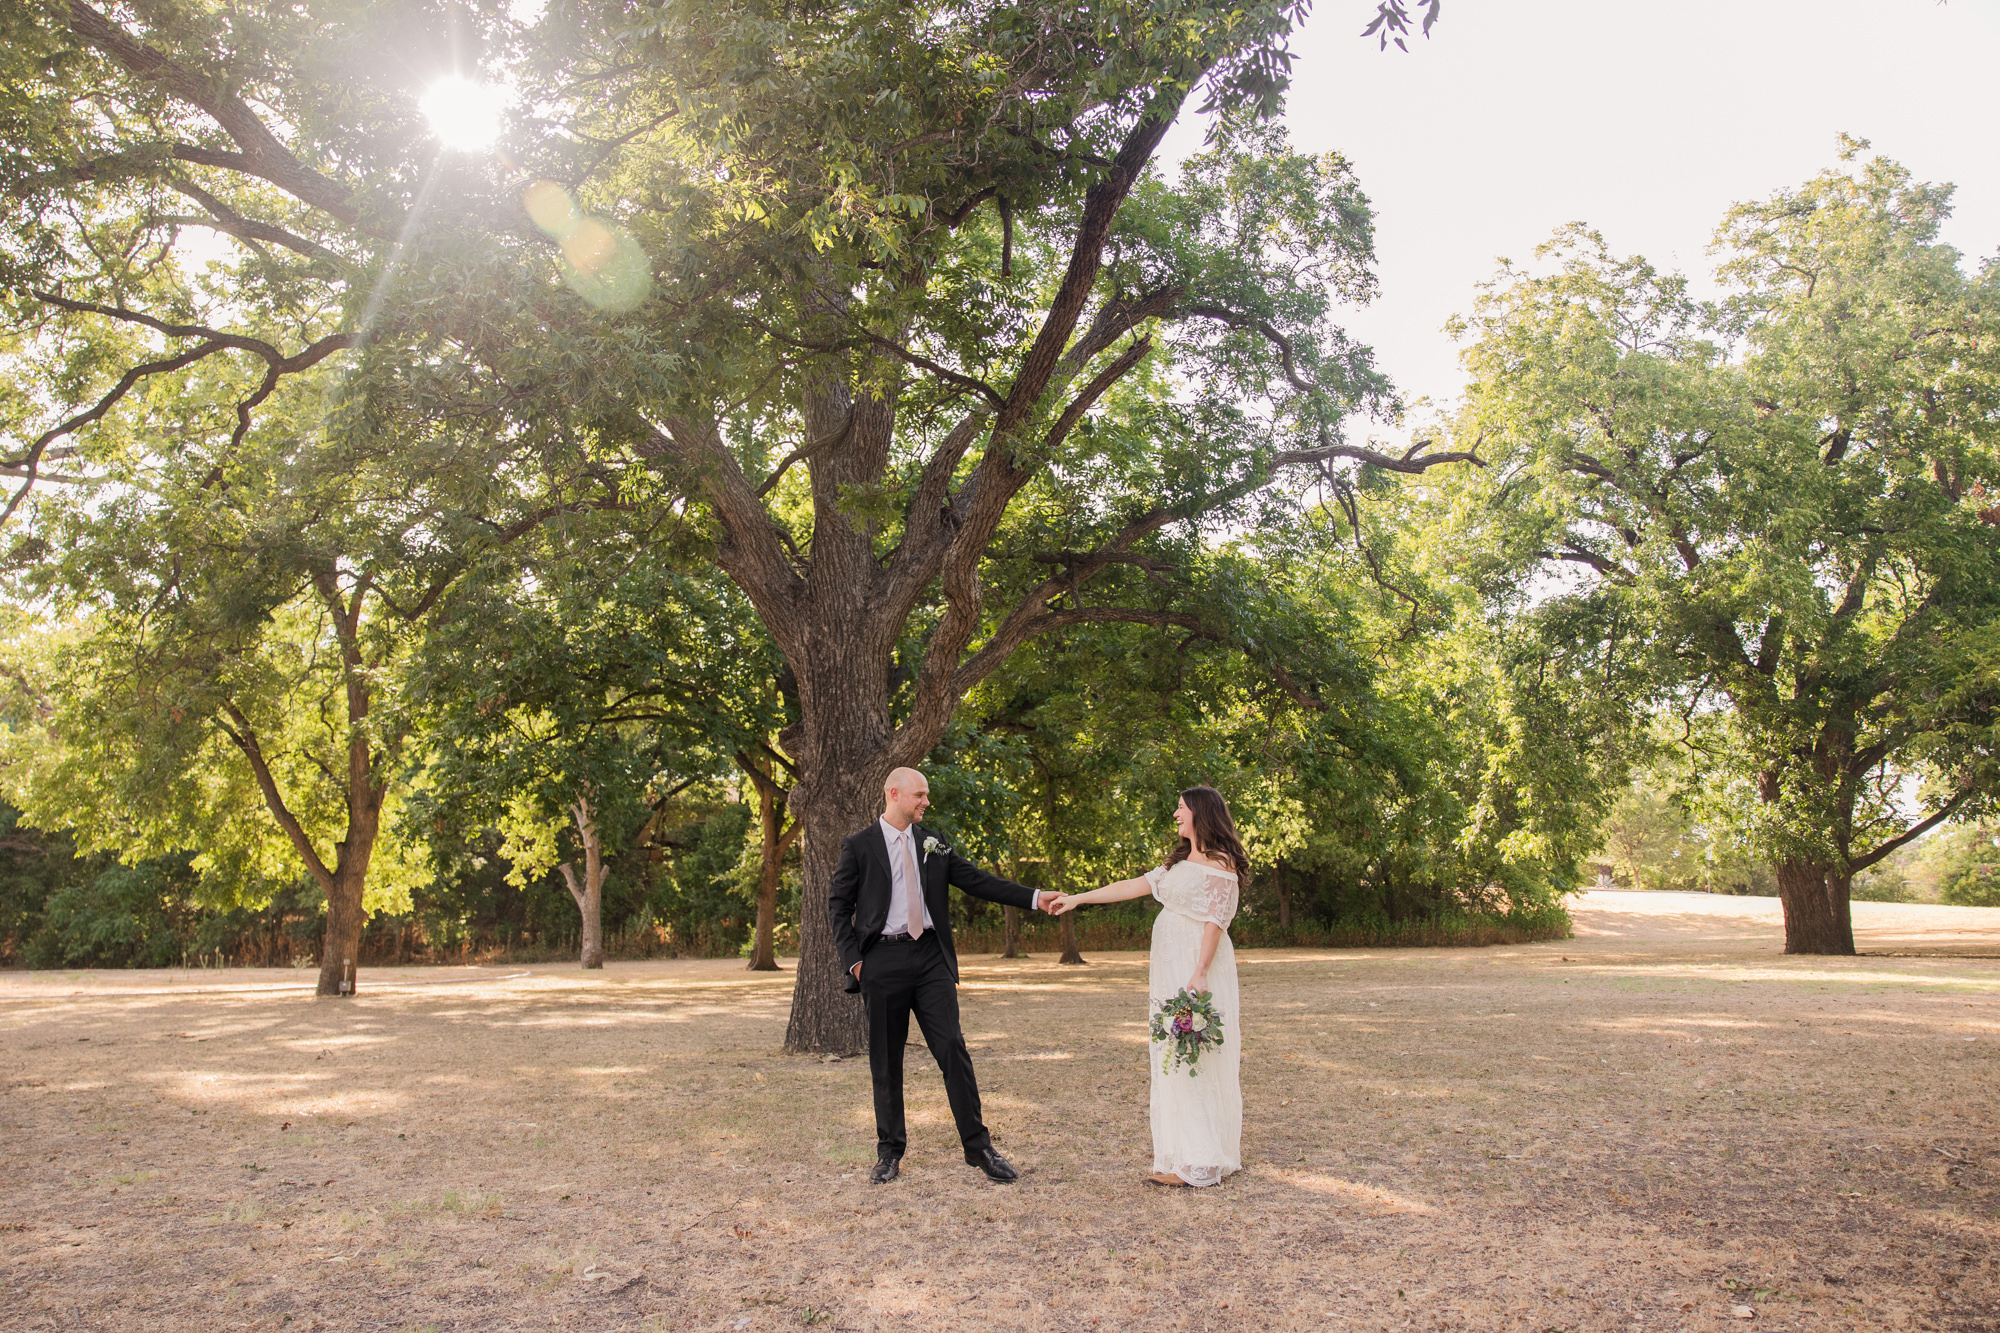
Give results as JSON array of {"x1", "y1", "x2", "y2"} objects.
[
  {"x1": 0, "y1": 799, "x2": 759, "y2": 970},
  {"x1": 0, "y1": 796, "x2": 1572, "y2": 970}
]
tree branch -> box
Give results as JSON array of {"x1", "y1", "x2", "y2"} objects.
[
  {"x1": 1032, "y1": 549, "x2": 1177, "y2": 588},
  {"x1": 755, "y1": 411, "x2": 853, "y2": 498},
  {"x1": 1540, "y1": 543, "x2": 1634, "y2": 582},
  {"x1": 1179, "y1": 303, "x2": 1313, "y2": 395},
  {"x1": 224, "y1": 329, "x2": 358, "y2": 449},
  {"x1": 1847, "y1": 786, "x2": 1973, "y2": 875},
  {"x1": 955, "y1": 607, "x2": 1210, "y2": 699},
  {"x1": 857, "y1": 332, "x2": 1005, "y2": 409},
  {"x1": 636, "y1": 415, "x2": 804, "y2": 618},
  {"x1": 934, "y1": 186, "x2": 998, "y2": 228},
  {"x1": 0, "y1": 338, "x2": 230, "y2": 524},
  {"x1": 1039, "y1": 337, "x2": 1151, "y2": 457},
  {"x1": 213, "y1": 702, "x2": 335, "y2": 890},
  {"x1": 65, "y1": 1, "x2": 372, "y2": 233},
  {"x1": 1272, "y1": 439, "x2": 1485, "y2": 476},
  {"x1": 946, "y1": 506, "x2": 1185, "y2": 697},
  {"x1": 15, "y1": 291, "x2": 357, "y2": 498},
  {"x1": 994, "y1": 94, "x2": 1182, "y2": 436},
  {"x1": 165, "y1": 178, "x2": 348, "y2": 266}
]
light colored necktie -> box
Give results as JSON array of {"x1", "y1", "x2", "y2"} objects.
[{"x1": 901, "y1": 831, "x2": 925, "y2": 939}]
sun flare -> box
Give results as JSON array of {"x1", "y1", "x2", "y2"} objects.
[{"x1": 419, "y1": 75, "x2": 511, "y2": 152}]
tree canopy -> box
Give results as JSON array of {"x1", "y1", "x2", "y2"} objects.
[{"x1": 1440, "y1": 142, "x2": 2000, "y2": 953}]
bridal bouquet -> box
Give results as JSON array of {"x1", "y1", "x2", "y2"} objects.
[{"x1": 1150, "y1": 988, "x2": 1226, "y2": 1076}]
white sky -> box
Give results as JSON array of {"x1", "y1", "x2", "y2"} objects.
[{"x1": 1164, "y1": 0, "x2": 2000, "y2": 430}]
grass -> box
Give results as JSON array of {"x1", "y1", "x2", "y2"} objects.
[{"x1": 1, "y1": 895, "x2": 1994, "y2": 1331}]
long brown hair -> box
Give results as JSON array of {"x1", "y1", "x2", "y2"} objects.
[{"x1": 1166, "y1": 786, "x2": 1251, "y2": 888}]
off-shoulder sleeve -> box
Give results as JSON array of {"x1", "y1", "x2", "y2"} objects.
[
  {"x1": 1198, "y1": 870, "x2": 1239, "y2": 929},
  {"x1": 1152, "y1": 862, "x2": 1238, "y2": 928}
]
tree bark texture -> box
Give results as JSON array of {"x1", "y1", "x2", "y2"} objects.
[
  {"x1": 320, "y1": 837, "x2": 375, "y2": 998},
  {"x1": 782, "y1": 763, "x2": 878, "y2": 1053},
  {"x1": 1002, "y1": 904, "x2": 1023, "y2": 959},
  {"x1": 312, "y1": 654, "x2": 385, "y2": 996},
  {"x1": 558, "y1": 793, "x2": 608, "y2": 969},
  {"x1": 1775, "y1": 858, "x2": 1856, "y2": 955}
]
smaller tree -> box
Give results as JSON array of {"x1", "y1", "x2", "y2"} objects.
[
  {"x1": 1597, "y1": 782, "x2": 1699, "y2": 894},
  {"x1": 736, "y1": 744, "x2": 803, "y2": 970},
  {"x1": 463, "y1": 720, "x2": 663, "y2": 970},
  {"x1": 1594, "y1": 769, "x2": 1776, "y2": 896},
  {"x1": 1915, "y1": 824, "x2": 2000, "y2": 907},
  {"x1": 408, "y1": 540, "x2": 786, "y2": 967},
  {"x1": 1, "y1": 560, "x2": 444, "y2": 994},
  {"x1": 1446, "y1": 145, "x2": 2000, "y2": 953}
]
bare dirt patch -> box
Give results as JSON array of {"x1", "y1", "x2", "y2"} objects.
[{"x1": 2, "y1": 890, "x2": 1995, "y2": 1332}]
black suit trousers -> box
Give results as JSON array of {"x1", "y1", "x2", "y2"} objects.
[{"x1": 861, "y1": 934, "x2": 989, "y2": 1159}]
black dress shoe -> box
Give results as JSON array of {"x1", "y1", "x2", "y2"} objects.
[
  {"x1": 869, "y1": 1154, "x2": 900, "y2": 1185},
  {"x1": 965, "y1": 1146, "x2": 1018, "y2": 1183}
]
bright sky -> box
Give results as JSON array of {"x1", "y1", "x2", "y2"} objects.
[{"x1": 1164, "y1": 0, "x2": 2000, "y2": 432}]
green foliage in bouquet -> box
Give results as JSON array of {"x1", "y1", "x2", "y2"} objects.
[{"x1": 1151, "y1": 987, "x2": 1226, "y2": 1076}]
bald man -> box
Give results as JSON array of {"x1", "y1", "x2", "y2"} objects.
[{"x1": 829, "y1": 767, "x2": 1057, "y2": 1184}]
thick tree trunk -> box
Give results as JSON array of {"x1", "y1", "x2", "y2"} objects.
[
  {"x1": 560, "y1": 794, "x2": 608, "y2": 969},
  {"x1": 1002, "y1": 904, "x2": 1024, "y2": 958},
  {"x1": 1775, "y1": 857, "x2": 1856, "y2": 955},
  {"x1": 315, "y1": 805, "x2": 381, "y2": 997},
  {"x1": 318, "y1": 861, "x2": 366, "y2": 997},
  {"x1": 783, "y1": 767, "x2": 876, "y2": 1053},
  {"x1": 1275, "y1": 862, "x2": 1292, "y2": 929},
  {"x1": 779, "y1": 627, "x2": 896, "y2": 1053}
]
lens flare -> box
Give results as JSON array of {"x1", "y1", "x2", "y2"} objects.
[
  {"x1": 521, "y1": 180, "x2": 580, "y2": 236},
  {"x1": 420, "y1": 75, "x2": 511, "y2": 152},
  {"x1": 521, "y1": 179, "x2": 651, "y2": 313}
]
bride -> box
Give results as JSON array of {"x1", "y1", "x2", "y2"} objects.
[{"x1": 1051, "y1": 786, "x2": 1244, "y2": 1187}]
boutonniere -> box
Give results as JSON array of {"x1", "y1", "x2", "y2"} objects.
[{"x1": 921, "y1": 835, "x2": 948, "y2": 862}]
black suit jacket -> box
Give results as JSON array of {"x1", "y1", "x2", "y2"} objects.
[{"x1": 829, "y1": 821, "x2": 1037, "y2": 990}]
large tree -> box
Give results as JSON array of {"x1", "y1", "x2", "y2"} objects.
[
  {"x1": 1446, "y1": 145, "x2": 2000, "y2": 953},
  {"x1": 536, "y1": 2, "x2": 1482, "y2": 1050}
]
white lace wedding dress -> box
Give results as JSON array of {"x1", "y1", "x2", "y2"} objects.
[{"x1": 1145, "y1": 859, "x2": 1242, "y2": 1186}]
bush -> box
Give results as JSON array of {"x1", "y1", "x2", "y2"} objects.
[
  {"x1": 1850, "y1": 870, "x2": 1914, "y2": 903},
  {"x1": 1942, "y1": 863, "x2": 2000, "y2": 907},
  {"x1": 24, "y1": 857, "x2": 198, "y2": 969}
]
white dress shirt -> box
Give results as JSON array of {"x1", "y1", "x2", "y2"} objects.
[{"x1": 878, "y1": 817, "x2": 936, "y2": 934}]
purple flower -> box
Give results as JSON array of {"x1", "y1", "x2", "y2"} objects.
[{"x1": 1173, "y1": 1015, "x2": 1192, "y2": 1035}]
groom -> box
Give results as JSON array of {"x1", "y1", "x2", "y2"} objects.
[{"x1": 829, "y1": 766, "x2": 1056, "y2": 1185}]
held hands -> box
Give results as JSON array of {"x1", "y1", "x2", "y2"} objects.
[
  {"x1": 1034, "y1": 889, "x2": 1063, "y2": 914},
  {"x1": 1047, "y1": 893, "x2": 1078, "y2": 916}
]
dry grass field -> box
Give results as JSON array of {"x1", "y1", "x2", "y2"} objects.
[{"x1": 2, "y1": 890, "x2": 1996, "y2": 1333}]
